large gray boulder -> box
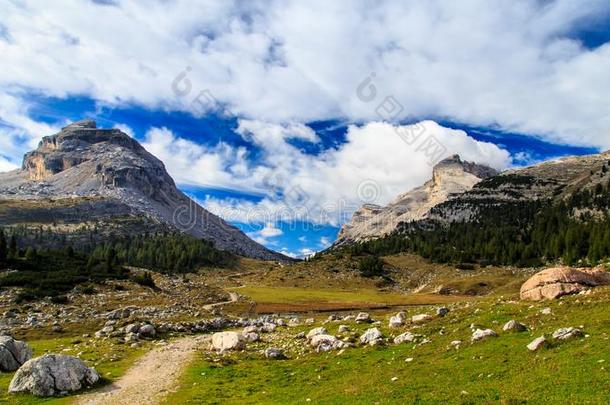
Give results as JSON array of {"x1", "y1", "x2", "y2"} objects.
[
  {"x1": 0, "y1": 336, "x2": 32, "y2": 372},
  {"x1": 211, "y1": 332, "x2": 245, "y2": 352},
  {"x1": 9, "y1": 354, "x2": 99, "y2": 397}
]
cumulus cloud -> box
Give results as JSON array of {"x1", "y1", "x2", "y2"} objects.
[
  {"x1": 1, "y1": 0, "x2": 610, "y2": 148},
  {"x1": 247, "y1": 223, "x2": 284, "y2": 245},
  {"x1": 149, "y1": 120, "x2": 510, "y2": 226}
]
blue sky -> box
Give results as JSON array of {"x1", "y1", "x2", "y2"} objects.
[{"x1": 1, "y1": 1, "x2": 610, "y2": 257}]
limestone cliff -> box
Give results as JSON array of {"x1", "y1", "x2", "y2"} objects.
[{"x1": 335, "y1": 155, "x2": 498, "y2": 244}]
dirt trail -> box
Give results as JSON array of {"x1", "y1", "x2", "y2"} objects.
[
  {"x1": 75, "y1": 336, "x2": 204, "y2": 405},
  {"x1": 76, "y1": 292, "x2": 239, "y2": 405}
]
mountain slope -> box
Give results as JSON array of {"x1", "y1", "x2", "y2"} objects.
[
  {"x1": 335, "y1": 155, "x2": 497, "y2": 244},
  {"x1": 0, "y1": 120, "x2": 286, "y2": 261},
  {"x1": 344, "y1": 150, "x2": 610, "y2": 267}
]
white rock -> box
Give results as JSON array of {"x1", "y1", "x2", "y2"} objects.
[
  {"x1": 0, "y1": 336, "x2": 32, "y2": 372},
  {"x1": 411, "y1": 314, "x2": 432, "y2": 324},
  {"x1": 527, "y1": 336, "x2": 547, "y2": 351},
  {"x1": 471, "y1": 328, "x2": 497, "y2": 342},
  {"x1": 540, "y1": 307, "x2": 552, "y2": 315},
  {"x1": 338, "y1": 325, "x2": 350, "y2": 333},
  {"x1": 502, "y1": 320, "x2": 527, "y2": 332},
  {"x1": 355, "y1": 312, "x2": 372, "y2": 323},
  {"x1": 306, "y1": 327, "x2": 328, "y2": 340},
  {"x1": 360, "y1": 328, "x2": 383, "y2": 345},
  {"x1": 9, "y1": 354, "x2": 99, "y2": 397},
  {"x1": 211, "y1": 332, "x2": 245, "y2": 352},
  {"x1": 261, "y1": 322, "x2": 277, "y2": 333},
  {"x1": 552, "y1": 327, "x2": 583, "y2": 340},
  {"x1": 389, "y1": 312, "x2": 406, "y2": 328},
  {"x1": 393, "y1": 332, "x2": 418, "y2": 344},
  {"x1": 309, "y1": 334, "x2": 345, "y2": 352},
  {"x1": 264, "y1": 347, "x2": 285, "y2": 359}
]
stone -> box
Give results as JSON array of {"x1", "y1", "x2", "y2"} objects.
[
  {"x1": 243, "y1": 331, "x2": 260, "y2": 342},
  {"x1": 552, "y1": 327, "x2": 583, "y2": 341},
  {"x1": 355, "y1": 312, "x2": 372, "y2": 323},
  {"x1": 436, "y1": 307, "x2": 450, "y2": 317},
  {"x1": 411, "y1": 314, "x2": 432, "y2": 324},
  {"x1": 0, "y1": 336, "x2": 33, "y2": 372},
  {"x1": 264, "y1": 347, "x2": 285, "y2": 359},
  {"x1": 520, "y1": 267, "x2": 610, "y2": 301},
  {"x1": 261, "y1": 322, "x2": 277, "y2": 333},
  {"x1": 124, "y1": 323, "x2": 140, "y2": 334},
  {"x1": 389, "y1": 312, "x2": 406, "y2": 328},
  {"x1": 502, "y1": 320, "x2": 527, "y2": 332},
  {"x1": 306, "y1": 327, "x2": 327, "y2": 340},
  {"x1": 309, "y1": 334, "x2": 345, "y2": 352},
  {"x1": 471, "y1": 329, "x2": 497, "y2": 342},
  {"x1": 450, "y1": 340, "x2": 462, "y2": 348},
  {"x1": 338, "y1": 325, "x2": 350, "y2": 333},
  {"x1": 540, "y1": 307, "x2": 552, "y2": 315},
  {"x1": 138, "y1": 324, "x2": 156, "y2": 337},
  {"x1": 295, "y1": 332, "x2": 306, "y2": 339},
  {"x1": 527, "y1": 336, "x2": 547, "y2": 351},
  {"x1": 360, "y1": 328, "x2": 383, "y2": 346},
  {"x1": 8, "y1": 354, "x2": 99, "y2": 397},
  {"x1": 394, "y1": 332, "x2": 418, "y2": 344},
  {"x1": 211, "y1": 332, "x2": 245, "y2": 352}
]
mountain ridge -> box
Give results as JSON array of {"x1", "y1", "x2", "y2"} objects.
[{"x1": 0, "y1": 120, "x2": 287, "y2": 261}]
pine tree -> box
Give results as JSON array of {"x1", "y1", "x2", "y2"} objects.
[
  {"x1": 0, "y1": 229, "x2": 7, "y2": 262},
  {"x1": 9, "y1": 235, "x2": 18, "y2": 259}
]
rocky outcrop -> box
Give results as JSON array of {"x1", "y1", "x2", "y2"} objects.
[
  {"x1": 520, "y1": 267, "x2": 610, "y2": 300},
  {"x1": 0, "y1": 336, "x2": 32, "y2": 372},
  {"x1": 336, "y1": 155, "x2": 497, "y2": 244},
  {"x1": 0, "y1": 120, "x2": 287, "y2": 261},
  {"x1": 8, "y1": 354, "x2": 99, "y2": 396}
]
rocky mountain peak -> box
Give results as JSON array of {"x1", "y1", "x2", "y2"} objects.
[
  {"x1": 1, "y1": 120, "x2": 287, "y2": 261},
  {"x1": 335, "y1": 155, "x2": 498, "y2": 244}
]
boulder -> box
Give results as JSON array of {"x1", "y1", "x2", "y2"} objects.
[
  {"x1": 471, "y1": 328, "x2": 497, "y2": 342},
  {"x1": 355, "y1": 312, "x2": 372, "y2": 323},
  {"x1": 306, "y1": 327, "x2": 327, "y2": 340},
  {"x1": 520, "y1": 267, "x2": 610, "y2": 301},
  {"x1": 411, "y1": 314, "x2": 432, "y2": 324},
  {"x1": 389, "y1": 312, "x2": 406, "y2": 328},
  {"x1": 436, "y1": 307, "x2": 449, "y2": 317},
  {"x1": 211, "y1": 332, "x2": 245, "y2": 352},
  {"x1": 9, "y1": 354, "x2": 99, "y2": 397},
  {"x1": 527, "y1": 336, "x2": 547, "y2": 351},
  {"x1": 552, "y1": 327, "x2": 583, "y2": 341},
  {"x1": 502, "y1": 320, "x2": 528, "y2": 332},
  {"x1": 124, "y1": 323, "x2": 140, "y2": 334},
  {"x1": 138, "y1": 324, "x2": 156, "y2": 337},
  {"x1": 393, "y1": 332, "x2": 418, "y2": 344},
  {"x1": 309, "y1": 334, "x2": 345, "y2": 352},
  {"x1": 264, "y1": 347, "x2": 285, "y2": 359},
  {"x1": 0, "y1": 336, "x2": 33, "y2": 372},
  {"x1": 261, "y1": 322, "x2": 277, "y2": 333},
  {"x1": 360, "y1": 328, "x2": 383, "y2": 346},
  {"x1": 338, "y1": 325, "x2": 350, "y2": 333}
]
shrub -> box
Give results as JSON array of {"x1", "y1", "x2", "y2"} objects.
[
  {"x1": 131, "y1": 272, "x2": 157, "y2": 289},
  {"x1": 358, "y1": 256, "x2": 385, "y2": 277}
]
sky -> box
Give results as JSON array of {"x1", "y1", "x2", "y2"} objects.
[{"x1": 1, "y1": 0, "x2": 609, "y2": 258}]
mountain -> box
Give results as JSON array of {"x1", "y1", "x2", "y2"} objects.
[
  {"x1": 0, "y1": 120, "x2": 286, "y2": 261},
  {"x1": 335, "y1": 155, "x2": 497, "y2": 244},
  {"x1": 343, "y1": 150, "x2": 610, "y2": 267}
]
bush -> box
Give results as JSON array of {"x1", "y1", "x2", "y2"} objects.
[{"x1": 131, "y1": 272, "x2": 157, "y2": 289}]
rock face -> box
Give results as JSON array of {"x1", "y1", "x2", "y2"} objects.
[
  {"x1": 0, "y1": 336, "x2": 32, "y2": 372},
  {"x1": 0, "y1": 120, "x2": 286, "y2": 261},
  {"x1": 520, "y1": 267, "x2": 610, "y2": 301},
  {"x1": 8, "y1": 354, "x2": 99, "y2": 397},
  {"x1": 336, "y1": 155, "x2": 497, "y2": 244}
]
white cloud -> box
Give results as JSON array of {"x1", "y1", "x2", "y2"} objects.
[
  {"x1": 166, "y1": 120, "x2": 512, "y2": 226},
  {"x1": 1, "y1": 0, "x2": 610, "y2": 148},
  {"x1": 319, "y1": 237, "x2": 331, "y2": 248},
  {"x1": 247, "y1": 222, "x2": 283, "y2": 245}
]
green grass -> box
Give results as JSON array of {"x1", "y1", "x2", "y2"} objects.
[
  {"x1": 0, "y1": 337, "x2": 148, "y2": 404},
  {"x1": 231, "y1": 286, "x2": 464, "y2": 313},
  {"x1": 166, "y1": 287, "x2": 610, "y2": 404}
]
